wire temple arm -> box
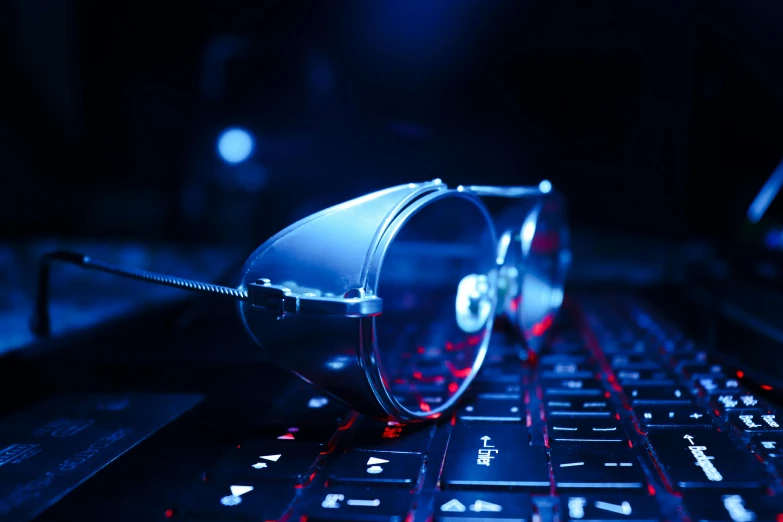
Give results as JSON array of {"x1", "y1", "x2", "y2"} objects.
[
  {"x1": 461, "y1": 182, "x2": 553, "y2": 198},
  {"x1": 30, "y1": 250, "x2": 248, "y2": 337}
]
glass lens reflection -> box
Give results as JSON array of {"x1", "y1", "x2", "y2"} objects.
[
  {"x1": 375, "y1": 195, "x2": 496, "y2": 416},
  {"x1": 500, "y1": 194, "x2": 569, "y2": 349}
]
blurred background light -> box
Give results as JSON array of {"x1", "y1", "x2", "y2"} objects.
[{"x1": 217, "y1": 128, "x2": 255, "y2": 164}]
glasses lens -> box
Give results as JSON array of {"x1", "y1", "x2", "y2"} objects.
[
  {"x1": 501, "y1": 194, "x2": 569, "y2": 349},
  {"x1": 373, "y1": 194, "x2": 497, "y2": 417}
]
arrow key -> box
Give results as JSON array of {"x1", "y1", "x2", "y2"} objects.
[
  {"x1": 209, "y1": 441, "x2": 324, "y2": 483},
  {"x1": 637, "y1": 406, "x2": 713, "y2": 429},
  {"x1": 434, "y1": 491, "x2": 532, "y2": 520},
  {"x1": 327, "y1": 450, "x2": 425, "y2": 487},
  {"x1": 178, "y1": 478, "x2": 297, "y2": 520}
]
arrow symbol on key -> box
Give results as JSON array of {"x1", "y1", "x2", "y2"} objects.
[
  {"x1": 683, "y1": 434, "x2": 695, "y2": 444},
  {"x1": 690, "y1": 413, "x2": 703, "y2": 419},
  {"x1": 480, "y1": 436, "x2": 494, "y2": 448}
]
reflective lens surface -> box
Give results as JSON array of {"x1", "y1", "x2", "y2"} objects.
[
  {"x1": 373, "y1": 194, "x2": 497, "y2": 418},
  {"x1": 499, "y1": 193, "x2": 569, "y2": 350}
]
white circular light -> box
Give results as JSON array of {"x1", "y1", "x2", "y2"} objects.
[{"x1": 217, "y1": 128, "x2": 254, "y2": 164}]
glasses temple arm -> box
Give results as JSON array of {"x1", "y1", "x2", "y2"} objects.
[
  {"x1": 30, "y1": 250, "x2": 248, "y2": 337},
  {"x1": 461, "y1": 184, "x2": 554, "y2": 198}
]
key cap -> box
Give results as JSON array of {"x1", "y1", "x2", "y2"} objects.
[
  {"x1": 434, "y1": 492, "x2": 532, "y2": 521},
  {"x1": 476, "y1": 367, "x2": 520, "y2": 383},
  {"x1": 540, "y1": 363, "x2": 595, "y2": 380},
  {"x1": 210, "y1": 441, "x2": 323, "y2": 483},
  {"x1": 646, "y1": 429, "x2": 769, "y2": 488},
  {"x1": 682, "y1": 492, "x2": 783, "y2": 522},
  {"x1": 712, "y1": 393, "x2": 770, "y2": 415},
  {"x1": 623, "y1": 385, "x2": 692, "y2": 404},
  {"x1": 695, "y1": 376, "x2": 743, "y2": 394},
  {"x1": 560, "y1": 493, "x2": 662, "y2": 521},
  {"x1": 540, "y1": 354, "x2": 588, "y2": 365},
  {"x1": 679, "y1": 361, "x2": 724, "y2": 379},
  {"x1": 441, "y1": 424, "x2": 549, "y2": 489},
  {"x1": 472, "y1": 381, "x2": 522, "y2": 399},
  {"x1": 610, "y1": 355, "x2": 661, "y2": 370},
  {"x1": 636, "y1": 406, "x2": 713, "y2": 429},
  {"x1": 303, "y1": 488, "x2": 413, "y2": 522},
  {"x1": 547, "y1": 418, "x2": 628, "y2": 444},
  {"x1": 616, "y1": 368, "x2": 676, "y2": 385},
  {"x1": 350, "y1": 420, "x2": 434, "y2": 454},
  {"x1": 601, "y1": 339, "x2": 649, "y2": 355},
  {"x1": 545, "y1": 398, "x2": 613, "y2": 417},
  {"x1": 550, "y1": 445, "x2": 646, "y2": 489},
  {"x1": 252, "y1": 423, "x2": 337, "y2": 445},
  {"x1": 750, "y1": 434, "x2": 783, "y2": 459},
  {"x1": 179, "y1": 478, "x2": 296, "y2": 520},
  {"x1": 458, "y1": 399, "x2": 524, "y2": 422},
  {"x1": 729, "y1": 412, "x2": 783, "y2": 433},
  {"x1": 327, "y1": 450, "x2": 424, "y2": 487},
  {"x1": 540, "y1": 378, "x2": 604, "y2": 396},
  {"x1": 267, "y1": 389, "x2": 351, "y2": 424}
]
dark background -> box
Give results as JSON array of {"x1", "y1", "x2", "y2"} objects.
[{"x1": 2, "y1": 0, "x2": 783, "y2": 247}]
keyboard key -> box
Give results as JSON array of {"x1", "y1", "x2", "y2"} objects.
[
  {"x1": 636, "y1": 406, "x2": 713, "y2": 428},
  {"x1": 750, "y1": 434, "x2": 783, "y2": 459},
  {"x1": 180, "y1": 478, "x2": 296, "y2": 520},
  {"x1": 547, "y1": 418, "x2": 628, "y2": 444},
  {"x1": 550, "y1": 445, "x2": 646, "y2": 489},
  {"x1": 646, "y1": 429, "x2": 769, "y2": 488},
  {"x1": 610, "y1": 355, "x2": 661, "y2": 370},
  {"x1": 434, "y1": 492, "x2": 532, "y2": 521},
  {"x1": 475, "y1": 367, "x2": 520, "y2": 383},
  {"x1": 327, "y1": 450, "x2": 424, "y2": 487},
  {"x1": 560, "y1": 493, "x2": 661, "y2": 521},
  {"x1": 539, "y1": 362, "x2": 595, "y2": 380},
  {"x1": 545, "y1": 398, "x2": 613, "y2": 417},
  {"x1": 729, "y1": 412, "x2": 783, "y2": 433},
  {"x1": 539, "y1": 354, "x2": 588, "y2": 365},
  {"x1": 713, "y1": 393, "x2": 770, "y2": 414},
  {"x1": 544, "y1": 385, "x2": 603, "y2": 397},
  {"x1": 473, "y1": 381, "x2": 522, "y2": 398},
  {"x1": 210, "y1": 441, "x2": 323, "y2": 483},
  {"x1": 267, "y1": 389, "x2": 351, "y2": 424},
  {"x1": 540, "y1": 378, "x2": 604, "y2": 396},
  {"x1": 252, "y1": 423, "x2": 337, "y2": 445},
  {"x1": 458, "y1": 398, "x2": 524, "y2": 422},
  {"x1": 623, "y1": 385, "x2": 692, "y2": 404},
  {"x1": 679, "y1": 361, "x2": 725, "y2": 380},
  {"x1": 304, "y1": 488, "x2": 413, "y2": 522},
  {"x1": 682, "y1": 492, "x2": 783, "y2": 522},
  {"x1": 601, "y1": 340, "x2": 649, "y2": 355},
  {"x1": 441, "y1": 424, "x2": 549, "y2": 489},
  {"x1": 695, "y1": 376, "x2": 743, "y2": 394},
  {"x1": 350, "y1": 420, "x2": 434, "y2": 454},
  {"x1": 616, "y1": 368, "x2": 676, "y2": 385}
]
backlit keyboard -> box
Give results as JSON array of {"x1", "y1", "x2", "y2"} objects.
[{"x1": 124, "y1": 295, "x2": 783, "y2": 520}]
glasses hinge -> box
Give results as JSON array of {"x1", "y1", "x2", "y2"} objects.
[{"x1": 247, "y1": 279, "x2": 383, "y2": 319}]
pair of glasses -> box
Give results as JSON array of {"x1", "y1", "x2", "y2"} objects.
[{"x1": 31, "y1": 179, "x2": 570, "y2": 422}]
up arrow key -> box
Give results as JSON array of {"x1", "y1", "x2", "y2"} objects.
[
  {"x1": 683, "y1": 434, "x2": 695, "y2": 444},
  {"x1": 480, "y1": 436, "x2": 494, "y2": 448}
]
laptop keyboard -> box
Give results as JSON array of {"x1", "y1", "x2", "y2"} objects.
[{"x1": 165, "y1": 294, "x2": 783, "y2": 521}]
